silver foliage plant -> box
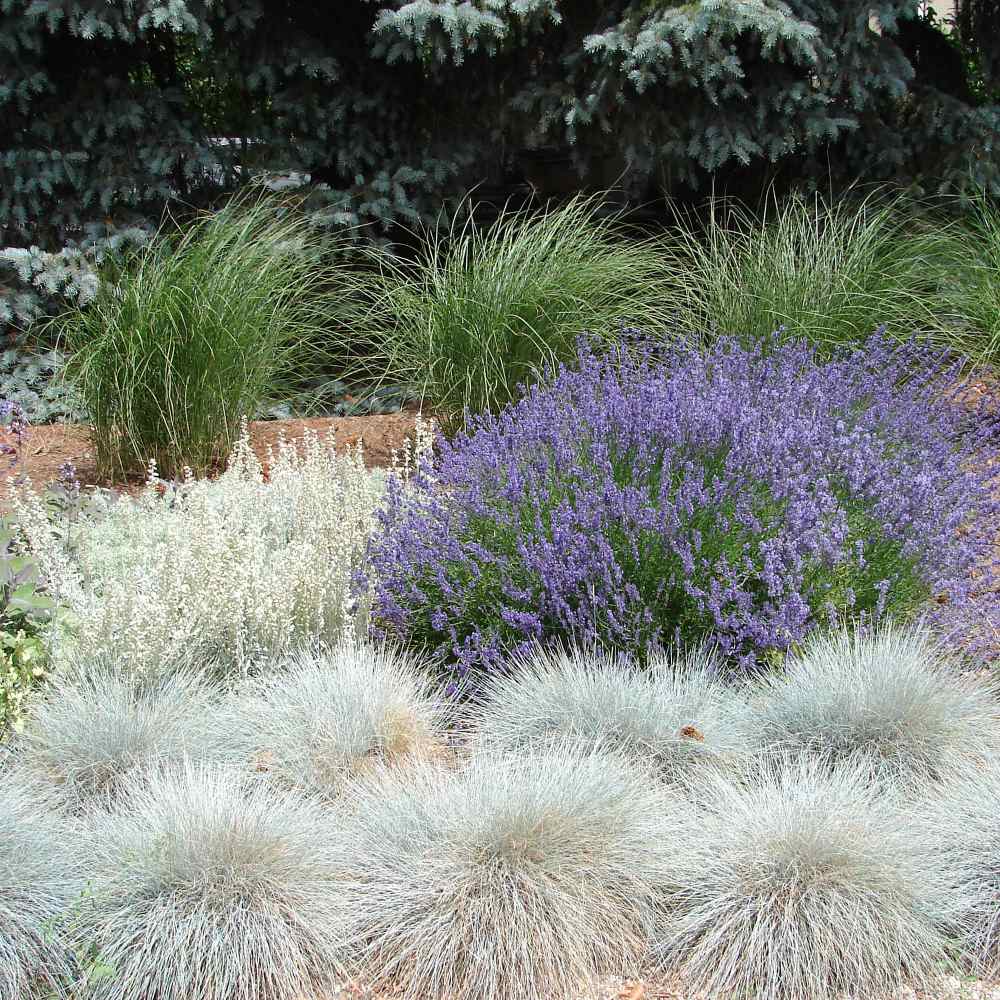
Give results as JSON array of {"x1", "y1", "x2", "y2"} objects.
[
  {"x1": 0, "y1": 778, "x2": 83, "y2": 998},
  {"x1": 13, "y1": 664, "x2": 217, "y2": 810},
  {"x1": 205, "y1": 643, "x2": 446, "y2": 799},
  {"x1": 469, "y1": 643, "x2": 750, "y2": 780},
  {"x1": 336, "y1": 747, "x2": 676, "y2": 1000},
  {"x1": 659, "y1": 759, "x2": 951, "y2": 1000},
  {"x1": 740, "y1": 622, "x2": 1000, "y2": 787},
  {"x1": 74, "y1": 763, "x2": 348, "y2": 1000}
]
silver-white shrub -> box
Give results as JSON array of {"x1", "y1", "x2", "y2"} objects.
[
  {"x1": 10, "y1": 422, "x2": 431, "y2": 675},
  {"x1": 336, "y1": 748, "x2": 676, "y2": 1000},
  {"x1": 660, "y1": 760, "x2": 949, "y2": 1000},
  {"x1": 206, "y1": 643, "x2": 445, "y2": 798},
  {"x1": 0, "y1": 778, "x2": 84, "y2": 998},
  {"x1": 14, "y1": 664, "x2": 217, "y2": 810},
  {"x1": 742, "y1": 623, "x2": 1000, "y2": 787},
  {"x1": 75, "y1": 763, "x2": 348, "y2": 1000},
  {"x1": 470, "y1": 644, "x2": 750, "y2": 779}
]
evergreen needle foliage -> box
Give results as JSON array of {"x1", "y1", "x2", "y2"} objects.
[
  {"x1": 470, "y1": 644, "x2": 749, "y2": 779},
  {"x1": 15, "y1": 665, "x2": 217, "y2": 809},
  {"x1": 208, "y1": 644, "x2": 445, "y2": 798},
  {"x1": 57, "y1": 193, "x2": 362, "y2": 479},
  {"x1": 661, "y1": 760, "x2": 949, "y2": 1000},
  {"x1": 75, "y1": 763, "x2": 348, "y2": 1000},
  {"x1": 337, "y1": 749, "x2": 676, "y2": 1000},
  {"x1": 364, "y1": 195, "x2": 675, "y2": 429},
  {"x1": 742, "y1": 623, "x2": 1000, "y2": 787},
  {"x1": 0, "y1": 779, "x2": 82, "y2": 998},
  {"x1": 660, "y1": 190, "x2": 954, "y2": 351}
]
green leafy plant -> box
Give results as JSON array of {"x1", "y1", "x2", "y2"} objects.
[
  {"x1": 659, "y1": 189, "x2": 957, "y2": 352},
  {"x1": 0, "y1": 519, "x2": 55, "y2": 735},
  {"x1": 362, "y1": 195, "x2": 676, "y2": 430},
  {"x1": 56, "y1": 193, "x2": 364, "y2": 479}
]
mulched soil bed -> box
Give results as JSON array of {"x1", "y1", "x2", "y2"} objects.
[{"x1": 0, "y1": 409, "x2": 424, "y2": 501}]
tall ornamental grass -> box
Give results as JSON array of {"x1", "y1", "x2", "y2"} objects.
[
  {"x1": 363, "y1": 196, "x2": 675, "y2": 430},
  {"x1": 946, "y1": 194, "x2": 1000, "y2": 365},
  {"x1": 58, "y1": 194, "x2": 361, "y2": 478},
  {"x1": 660, "y1": 190, "x2": 953, "y2": 350},
  {"x1": 367, "y1": 334, "x2": 999, "y2": 682}
]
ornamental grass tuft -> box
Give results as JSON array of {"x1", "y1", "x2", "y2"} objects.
[
  {"x1": 336, "y1": 748, "x2": 675, "y2": 1000},
  {"x1": 0, "y1": 778, "x2": 83, "y2": 998},
  {"x1": 74, "y1": 763, "x2": 348, "y2": 1000},
  {"x1": 741, "y1": 622, "x2": 1000, "y2": 787},
  {"x1": 919, "y1": 756, "x2": 1000, "y2": 977},
  {"x1": 57, "y1": 192, "x2": 364, "y2": 479},
  {"x1": 660, "y1": 759, "x2": 950, "y2": 1000},
  {"x1": 943, "y1": 192, "x2": 1000, "y2": 367},
  {"x1": 14, "y1": 665, "x2": 216, "y2": 810},
  {"x1": 470, "y1": 643, "x2": 749, "y2": 779},
  {"x1": 362, "y1": 194, "x2": 676, "y2": 430},
  {"x1": 660, "y1": 189, "x2": 954, "y2": 351},
  {"x1": 206, "y1": 643, "x2": 446, "y2": 798},
  {"x1": 367, "y1": 333, "x2": 999, "y2": 684}
]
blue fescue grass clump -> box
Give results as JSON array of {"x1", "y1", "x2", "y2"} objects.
[
  {"x1": 336, "y1": 748, "x2": 676, "y2": 1000},
  {"x1": 74, "y1": 763, "x2": 348, "y2": 1000},
  {"x1": 14, "y1": 666, "x2": 217, "y2": 810},
  {"x1": 660, "y1": 760, "x2": 951, "y2": 1000},
  {"x1": 204, "y1": 644, "x2": 446, "y2": 799},
  {"x1": 470, "y1": 644, "x2": 750, "y2": 779},
  {"x1": 367, "y1": 333, "x2": 999, "y2": 684},
  {"x1": 0, "y1": 779, "x2": 83, "y2": 998},
  {"x1": 742, "y1": 623, "x2": 1000, "y2": 788},
  {"x1": 914, "y1": 757, "x2": 1000, "y2": 977}
]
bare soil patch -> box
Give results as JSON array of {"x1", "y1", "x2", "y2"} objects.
[{"x1": 0, "y1": 410, "x2": 424, "y2": 500}]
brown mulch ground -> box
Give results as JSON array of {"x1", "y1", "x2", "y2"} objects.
[{"x1": 0, "y1": 410, "x2": 424, "y2": 501}]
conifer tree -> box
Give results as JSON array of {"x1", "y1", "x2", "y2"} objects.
[{"x1": 2, "y1": 0, "x2": 997, "y2": 338}]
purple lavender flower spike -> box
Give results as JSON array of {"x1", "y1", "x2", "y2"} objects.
[{"x1": 363, "y1": 333, "x2": 1000, "y2": 685}]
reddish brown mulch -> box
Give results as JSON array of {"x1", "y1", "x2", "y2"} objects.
[{"x1": 0, "y1": 410, "x2": 425, "y2": 500}]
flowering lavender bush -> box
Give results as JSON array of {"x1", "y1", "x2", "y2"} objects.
[{"x1": 367, "y1": 334, "x2": 999, "y2": 682}]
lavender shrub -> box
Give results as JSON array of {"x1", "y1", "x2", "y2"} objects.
[{"x1": 366, "y1": 334, "x2": 999, "y2": 683}]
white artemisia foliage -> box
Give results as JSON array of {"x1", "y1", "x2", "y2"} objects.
[{"x1": 10, "y1": 419, "x2": 433, "y2": 675}]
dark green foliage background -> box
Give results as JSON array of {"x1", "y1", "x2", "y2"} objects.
[{"x1": 2, "y1": 0, "x2": 998, "y2": 338}]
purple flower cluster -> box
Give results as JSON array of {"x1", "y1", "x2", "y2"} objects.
[
  {"x1": 366, "y1": 334, "x2": 1000, "y2": 681},
  {"x1": 0, "y1": 401, "x2": 27, "y2": 470}
]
